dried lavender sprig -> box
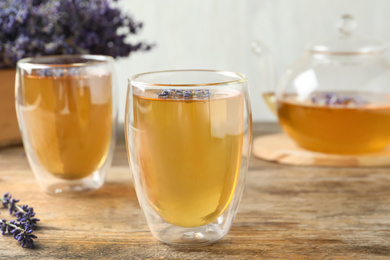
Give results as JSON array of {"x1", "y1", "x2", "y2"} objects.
[
  {"x1": 0, "y1": 193, "x2": 39, "y2": 249},
  {"x1": 0, "y1": 219, "x2": 37, "y2": 248}
]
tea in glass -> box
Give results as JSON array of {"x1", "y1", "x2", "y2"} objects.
[
  {"x1": 133, "y1": 89, "x2": 243, "y2": 227},
  {"x1": 22, "y1": 73, "x2": 112, "y2": 180},
  {"x1": 16, "y1": 55, "x2": 117, "y2": 194},
  {"x1": 126, "y1": 70, "x2": 252, "y2": 245}
]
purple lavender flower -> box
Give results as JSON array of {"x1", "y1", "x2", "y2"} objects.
[
  {"x1": 157, "y1": 89, "x2": 171, "y2": 98},
  {"x1": 0, "y1": 219, "x2": 7, "y2": 235},
  {"x1": 183, "y1": 91, "x2": 192, "y2": 98},
  {"x1": 6, "y1": 220, "x2": 37, "y2": 249},
  {"x1": 0, "y1": 0, "x2": 153, "y2": 69},
  {"x1": 1, "y1": 192, "x2": 10, "y2": 208},
  {"x1": 1, "y1": 193, "x2": 20, "y2": 215},
  {"x1": 15, "y1": 205, "x2": 40, "y2": 227}
]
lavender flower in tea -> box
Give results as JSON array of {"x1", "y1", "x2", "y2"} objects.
[
  {"x1": 157, "y1": 89, "x2": 211, "y2": 99},
  {"x1": 310, "y1": 92, "x2": 368, "y2": 107}
]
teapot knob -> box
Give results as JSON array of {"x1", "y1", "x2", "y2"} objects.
[{"x1": 337, "y1": 14, "x2": 357, "y2": 37}]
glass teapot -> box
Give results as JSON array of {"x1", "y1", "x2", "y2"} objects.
[{"x1": 255, "y1": 14, "x2": 390, "y2": 154}]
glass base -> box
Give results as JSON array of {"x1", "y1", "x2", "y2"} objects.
[
  {"x1": 45, "y1": 179, "x2": 103, "y2": 195},
  {"x1": 153, "y1": 223, "x2": 225, "y2": 246}
]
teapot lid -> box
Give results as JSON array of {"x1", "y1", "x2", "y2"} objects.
[{"x1": 307, "y1": 14, "x2": 388, "y2": 54}]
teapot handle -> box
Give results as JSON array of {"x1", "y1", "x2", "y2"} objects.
[{"x1": 251, "y1": 40, "x2": 277, "y2": 115}]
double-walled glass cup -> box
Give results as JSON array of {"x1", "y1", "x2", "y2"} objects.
[
  {"x1": 125, "y1": 70, "x2": 252, "y2": 245},
  {"x1": 16, "y1": 55, "x2": 117, "y2": 194}
]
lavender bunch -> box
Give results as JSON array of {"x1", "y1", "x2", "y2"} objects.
[
  {"x1": 0, "y1": 0, "x2": 153, "y2": 69},
  {"x1": 0, "y1": 192, "x2": 39, "y2": 249}
]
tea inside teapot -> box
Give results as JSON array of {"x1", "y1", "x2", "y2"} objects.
[
  {"x1": 264, "y1": 14, "x2": 390, "y2": 154},
  {"x1": 278, "y1": 91, "x2": 390, "y2": 154}
]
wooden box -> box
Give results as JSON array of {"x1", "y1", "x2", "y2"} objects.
[{"x1": 0, "y1": 69, "x2": 22, "y2": 147}]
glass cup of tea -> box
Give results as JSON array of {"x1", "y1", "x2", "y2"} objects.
[
  {"x1": 15, "y1": 55, "x2": 117, "y2": 194},
  {"x1": 125, "y1": 70, "x2": 252, "y2": 245}
]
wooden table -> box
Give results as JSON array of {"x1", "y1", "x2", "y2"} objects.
[{"x1": 1, "y1": 122, "x2": 390, "y2": 259}]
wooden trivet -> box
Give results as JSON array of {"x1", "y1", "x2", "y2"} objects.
[{"x1": 253, "y1": 133, "x2": 390, "y2": 167}]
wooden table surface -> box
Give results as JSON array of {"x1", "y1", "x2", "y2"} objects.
[{"x1": 1, "y1": 122, "x2": 390, "y2": 259}]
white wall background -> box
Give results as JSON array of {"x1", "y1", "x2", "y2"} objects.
[{"x1": 115, "y1": 0, "x2": 390, "y2": 122}]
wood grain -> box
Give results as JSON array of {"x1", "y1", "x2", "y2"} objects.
[
  {"x1": 0, "y1": 123, "x2": 390, "y2": 259},
  {"x1": 253, "y1": 133, "x2": 390, "y2": 167}
]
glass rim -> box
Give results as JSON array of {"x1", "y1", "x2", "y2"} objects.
[
  {"x1": 129, "y1": 69, "x2": 247, "y2": 88},
  {"x1": 17, "y1": 54, "x2": 114, "y2": 69}
]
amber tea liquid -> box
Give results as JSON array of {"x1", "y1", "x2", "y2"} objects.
[
  {"x1": 278, "y1": 92, "x2": 390, "y2": 154},
  {"x1": 133, "y1": 90, "x2": 244, "y2": 227},
  {"x1": 21, "y1": 73, "x2": 112, "y2": 180}
]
